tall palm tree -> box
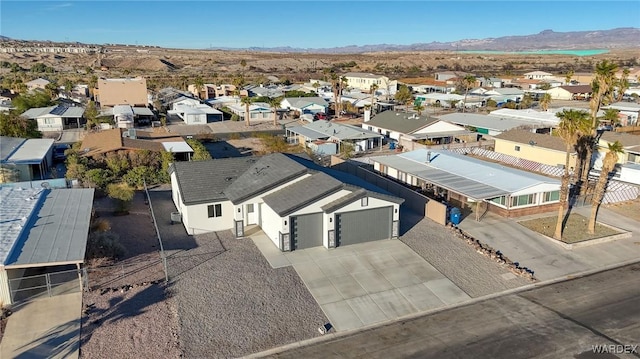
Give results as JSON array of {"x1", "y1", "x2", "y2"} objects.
[
  {"x1": 194, "y1": 76, "x2": 205, "y2": 99},
  {"x1": 588, "y1": 141, "x2": 624, "y2": 233},
  {"x1": 240, "y1": 96, "x2": 253, "y2": 127},
  {"x1": 564, "y1": 70, "x2": 574, "y2": 85},
  {"x1": 413, "y1": 103, "x2": 425, "y2": 116},
  {"x1": 540, "y1": 93, "x2": 552, "y2": 111},
  {"x1": 615, "y1": 68, "x2": 630, "y2": 102},
  {"x1": 370, "y1": 83, "x2": 378, "y2": 111},
  {"x1": 461, "y1": 75, "x2": 476, "y2": 113},
  {"x1": 268, "y1": 96, "x2": 282, "y2": 126},
  {"x1": 600, "y1": 108, "x2": 620, "y2": 128},
  {"x1": 553, "y1": 109, "x2": 591, "y2": 240},
  {"x1": 339, "y1": 76, "x2": 349, "y2": 113},
  {"x1": 580, "y1": 60, "x2": 619, "y2": 194},
  {"x1": 330, "y1": 72, "x2": 339, "y2": 115}
]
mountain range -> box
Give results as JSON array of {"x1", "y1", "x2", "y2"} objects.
[{"x1": 208, "y1": 28, "x2": 640, "y2": 53}]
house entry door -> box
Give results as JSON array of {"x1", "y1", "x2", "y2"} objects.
[{"x1": 247, "y1": 203, "x2": 257, "y2": 225}]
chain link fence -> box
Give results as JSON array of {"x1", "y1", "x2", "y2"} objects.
[{"x1": 8, "y1": 268, "x2": 84, "y2": 305}]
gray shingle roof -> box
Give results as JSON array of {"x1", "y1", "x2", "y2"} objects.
[
  {"x1": 302, "y1": 120, "x2": 381, "y2": 140},
  {"x1": 321, "y1": 186, "x2": 404, "y2": 214},
  {"x1": 283, "y1": 97, "x2": 328, "y2": 109},
  {"x1": 262, "y1": 172, "x2": 343, "y2": 216},
  {"x1": 171, "y1": 157, "x2": 258, "y2": 205},
  {"x1": 224, "y1": 153, "x2": 308, "y2": 204},
  {"x1": 366, "y1": 111, "x2": 437, "y2": 134}
]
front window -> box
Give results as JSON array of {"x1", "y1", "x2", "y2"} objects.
[
  {"x1": 542, "y1": 191, "x2": 560, "y2": 203},
  {"x1": 208, "y1": 203, "x2": 222, "y2": 218},
  {"x1": 510, "y1": 194, "x2": 537, "y2": 207}
]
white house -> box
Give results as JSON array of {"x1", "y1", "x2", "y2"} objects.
[
  {"x1": 546, "y1": 85, "x2": 593, "y2": 101},
  {"x1": 169, "y1": 98, "x2": 223, "y2": 124},
  {"x1": 362, "y1": 111, "x2": 468, "y2": 143},
  {"x1": 169, "y1": 153, "x2": 404, "y2": 250},
  {"x1": 227, "y1": 102, "x2": 273, "y2": 121},
  {"x1": 286, "y1": 120, "x2": 383, "y2": 153},
  {"x1": 343, "y1": 72, "x2": 389, "y2": 92},
  {"x1": 281, "y1": 97, "x2": 328, "y2": 115},
  {"x1": 0, "y1": 136, "x2": 54, "y2": 182},
  {"x1": 523, "y1": 71, "x2": 554, "y2": 80},
  {"x1": 21, "y1": 105, "x2": 85, "y2": 132},
  {"x1": 602, "y1": 102, "x2": 640, "y2": 126},
  {"x1": 415, "y1": 93, "x2": 464, "y2": 108}
]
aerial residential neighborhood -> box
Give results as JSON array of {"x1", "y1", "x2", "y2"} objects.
[{"x1": 0, "y1": 2, "x2": 639, "y2": 358}]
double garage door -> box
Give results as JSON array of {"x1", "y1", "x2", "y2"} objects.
[
  {"x1": 290, "y1": 207, "x2": 393, "y2": 250},
  {"x1": 336, "y1": 206, "x2": 393, "y2": 247}
]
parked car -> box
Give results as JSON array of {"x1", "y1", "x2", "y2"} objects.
[
  {"x1": 313, "y1": 112, "x2": 327, "y2": 120},
  {"x1": 53, "y1": 144, "x2": 71, "y2": 162}
]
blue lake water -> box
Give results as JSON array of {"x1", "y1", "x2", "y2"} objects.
[{"x1": 459, "y1": 49, "x2": 609, "y2": 56}]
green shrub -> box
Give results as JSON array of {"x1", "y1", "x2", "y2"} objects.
[
  {"x1": 123, "y1": 166, "x2": 156, "y2": 189},
  {"x1": 107, "y1": 182, "x2": 135, "y2": 214},
  {"x1": 86, "y1": 231, "x2": 126, "y2": 260}
]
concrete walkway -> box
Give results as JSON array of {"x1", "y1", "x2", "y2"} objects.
[
  {"x1": 458, "y1": 207, "x2": 640, "y2": 281},
  {"x1": 0, "y1": 292, "x2": 82, "y2": 359},
  {"x1": 251, "y1": 233, "x2": 470, "y2": 332}
]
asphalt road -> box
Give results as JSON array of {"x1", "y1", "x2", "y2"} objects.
[{"x1": 268, "y1": 263, "x2": 640, "y2": 359}]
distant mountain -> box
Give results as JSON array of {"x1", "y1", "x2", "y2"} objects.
[
  {"x1": 0, "y1": 35, "x2": 11, "y2": 41},
  {"x1": 208, "y1": 28, "x2": 640, "y2": 53}
]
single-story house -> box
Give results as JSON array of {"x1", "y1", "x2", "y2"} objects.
[
  {"x1": 438, "y1": 112, "x2": 558, "y2": 136},
  {"x1": 597, "y1": 131, "x2": 640, "y2": 166},
  {"x1": 0, "y1": 136, "x2": 54, "y2": 182},
  {"x1": 169, "y1": 100, "x2": 223, "y2": 124},
  {"x1": 602, "y1": 102, "x2": 640, "y2": 126},
  {"x1": 227, "y1": 102, "x2": 272, "y2": 121},
  {"x1": 169, "y1": 153, "x2": 404, "y2": 250},
  {"x1": 489, "y1": 109, "x2": 561, "y2": 127},
  {"x1": 248, "y1": 86, "x2": 285, "y2": 98},
  {"x1": 362, "y1": 111, "x2": 470, "y2": 144},
  {"x1": 523, "y1": 71, "x2": 554, "y2": 80},
  {"x1": 281, "y1": 97, "x2": 328, "y2": 115},
  {"x1": 79, "y1": 128, "x2": 193, "y2": 160},
  {"x1": 21, "y1": 105, "x2": 86, "y2": 132},
  {"x1": 25, "y1": 78, "x2": 50, "y2": 92},
  {"x1": 434, "y1": 71, "x2": 473, "y2": 82},
  {"x1": 483, "y1": 88, "x2": 525, "y2": 103},
  {"x1": 371, "y1": 149, "x2": 561, "y2": 218},
  {"x1": 415, "y1": 93, "x2": 464, "y2": 108},
  {"x1": 0, "y1": 187, "x2": 94, "y2": 305},
  {"x1": 286, "y1": 120, "x2": 383, "y2": 154},
  {"x1": 547, "y1": 85, "x2": 593, "y2": 101},
  {"x1": 494, "y1": 129, "x2": 577, "y2": 169}
]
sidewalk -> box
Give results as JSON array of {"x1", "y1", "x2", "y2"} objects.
[
  {"x1": 458, "y1": 207, "x2": 640, "y2": 281},
  {"x1": 0, "y1": 292, "x2": 82, "y2": 359}
]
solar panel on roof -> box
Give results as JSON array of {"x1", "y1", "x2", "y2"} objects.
[{"x1": 50, "y1": 105, "x2": 68, "y2": 116}]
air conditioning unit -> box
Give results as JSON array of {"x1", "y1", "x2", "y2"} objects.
[{"x1": 170, "y1": 212, "x2": 182, "y2": 225}]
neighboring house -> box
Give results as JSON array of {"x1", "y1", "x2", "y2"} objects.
[
  {"x1": 436, "y1": 113, "x2": 558, "y2": 136},
  {"x1": 21, "y1": 105, "x2": 85, "y2": 132},
  {"x1": 248, "y1": 86, "x2": 284, "y2": 99},
  {"x1": 0, "y1": 136, "x2": 54, "y2": 182},
  {"x1": 111, "y1": 105, "x2": 156, "y2": 129},
  {"x1": 371, "y1": 149, "x2": 561, "y2": 218},
  {"x1": 169, "y1": 153, "x2": 404, "y2": 250},
  {"x1": 340, "y1": 92, "x2": 372, "y2": 109},
  {"x1": 79, "y1": 128, "x2": 193, "y2": 159},
  {"x1": 415, "y1": 93, "x2": 464, "y2": 108},
  {"x1": 0, "y1": 89, "x2": 18, "y2": 103},
  {"x1": 477, "y1": 77, "x2": 503, "y2": 88},
  {"x1": 96, "y1": 77, "x2": 148, "y2": 107},
  {"x1": 546, "y1": 85, "x2": 593, "y2": 101},
  {"x1": 483, "y1": 88, "x2": 525, "y2": 103},
  {"x1": 597, "y1": 131, "x2": 640, "y2": 166},
  {"x1": 616, "y1": 68, "x2": 640, "y2": 84},
  {"x1": 523, "y1": 71, "x2": 554, "y2": 80},
  {"x1": 494, "y1": 129, "x2": 577, "y2": 169},
  {"x1": 602, "y1": 102, "x2": 640, "y2": 126},
  {"x1": 343, "y1": 72, "x2": 389, "y2": 92},
  {"x1": 213, "y1": 84, "x2": 237, "y2": 97},
  {"x1": 25, "y1": 78, "x2": 50, "y2": 92},
  {"x1": 187, "y1": 83, "x2": 217, "y2": 100},
  {"x1": 0, "y1": 187, "x2": 94, "y2": 305},
  {"x1": 281, "y1": 97, "x2": 328, "y2": 115},
  {"x1": 362, "y1": 111, "x2": 468, "y2": 144},
  {"x1": 489, "y1": 108, "x2": 561, "y2": 127},
  {"x1": 169, "y1": 101, "x2": 223, "y2": 124},
  {"x1": 227, "y1": 102, "x2": 272, "y2": 121},
  {"x1": 434, "y1": 71, "x2": 472, "y2": 82},
  {"x1": 286, "y1": 120, "x2": 383, "y2": 154}
]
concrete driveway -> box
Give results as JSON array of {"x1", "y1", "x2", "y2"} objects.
[
  {"x1": 0, "y1": 292, "x2": 81, "y2": 359},
  {"x1": 458, "y1": 206, "x2": 640, "y2": 281},
  {"x1": 251, "y1": 233, "x2": 470, "y2": 332}
]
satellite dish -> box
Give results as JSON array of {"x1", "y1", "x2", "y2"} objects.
[{"x1": 41, "y1": 182, "x2": 50, "y2": 189}]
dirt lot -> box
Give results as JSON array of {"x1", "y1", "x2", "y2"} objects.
[{"x1": 518, "y1": 213, "x2": 621, "y2": 244}]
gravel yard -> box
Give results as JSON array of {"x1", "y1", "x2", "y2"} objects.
[
  {"x1": 150, "y1": 189, "x2": 328, "y2": 359},
  {"x1": 400, "y1": 211, "x2": 530, "y2": 298}
]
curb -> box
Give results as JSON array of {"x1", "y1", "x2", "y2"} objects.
[{"x1": 243, "y1": 258, "x2": 640, "y2": 358}]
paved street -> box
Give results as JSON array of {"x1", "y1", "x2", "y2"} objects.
[
  {"x1": 252, "y1": 233, "x2": 470, "y2": 332},
  {"x1": 457, "y1": 207, "x2": 640, "y2": 281},
  {"x1": 259, "y1": 262, "x2": 640, "y2": 359}
]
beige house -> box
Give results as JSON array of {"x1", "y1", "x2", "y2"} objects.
[
  {"x1": 343, "y1": 72, "x2": 389, "y2": 92},
  {"x1": 546, "y1": 85, "x2": 593, "y2": 101},
  {"x1": 95, "y1": 77, "x2": 148, "y2": 107},
  {"x1": 25, "y1": 78, "x2": 50, "y2": 92},
  {"x1": 494, "y1": 129, "x2": 577, "y2": 170},
  {"x1": 598, "y1": 131, "x2": 640, "y2": 165}
]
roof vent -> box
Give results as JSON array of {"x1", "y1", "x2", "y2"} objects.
[{"x1": 426, "y1": 151, "x2": 432, "y2": 163}]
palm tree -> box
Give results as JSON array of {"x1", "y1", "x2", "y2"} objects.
[
  {"x1": 240, "y1": 95, "x2": 253, "y2": 126},
  {"x1": 240, "y1": 59, "x2": 247, "y2": 76},
  {"x1": 461, "y1": 75, "x2": 476, "y2": 113},
  {"x1": 615, "y1": 68, "x2": 630, "y2": 102},
  {"x1": 312, "y1": 81, "x2": 320, "y2": 94},
  {"x1": 540, "y1": 93, "x2": 552, "y2": 111},
  {"x1": 370, "y1": 83, "x2": 378, "y2": 112},
  {"x1": 194, "y1": 75, "x2": 205, "y2": 99},
  {"x1": 564, "y1": 70, "x2": 574, "y2": 85},
  {"x1": 600, "y1": 108, "x2": 620, "y2": 128},
  {"x1": 580, "y1": 60, "x2": 619, "y2": 194},
  {"x1": 330, "y1": 72, "x2": 340, "y2": 115},
  {"x1": 267, "y1": 96, "x2": 282, "y2": 126},
  {"x1": 553, "y1": 109, "x2": 591, "y2": 240},
  {"x1": 339, "y1": 76, "x2": 349, "y2": 113},
  {"x1": 413, "y1": 103, "x2": 425, "y2": 116},
  {"x1": 588, "y1": 141, "x2": 624, "y2": 233}
]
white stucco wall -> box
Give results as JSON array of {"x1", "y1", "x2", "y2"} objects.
[
  {"x1": 183, "y1": 201, "x2": 234, "y2": 234},
  {"x1": 260, "y1": 203, "x2": 283, "y2": 248},
  {"x1": 413, "y1": 121, "x2": 466, "y2": 135},
  {"x1": 37, "y1": 116, "x2": 64, "y2": 131}
]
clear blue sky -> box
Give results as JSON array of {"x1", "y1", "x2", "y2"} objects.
[{"x1": 2, "y1": 1, "x2": 639, "y2": 49}]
